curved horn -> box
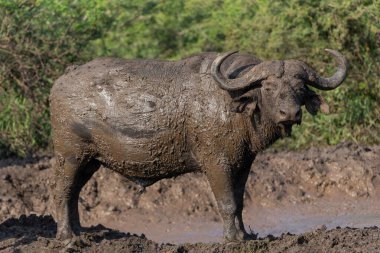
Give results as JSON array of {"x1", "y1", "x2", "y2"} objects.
[
  {"x1": 211, "y1": 51, "x2": 264, "y2": 91},
  {"x1": 306, "y1": 49, "x2": 348, "y2": 90}
]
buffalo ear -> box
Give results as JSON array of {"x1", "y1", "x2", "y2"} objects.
[{"x1": 305, "y1": 91, "x2": 329, "y2": 115}]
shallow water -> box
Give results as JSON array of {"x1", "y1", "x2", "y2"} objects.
[
  {"x1": 100, "y1": 196, "x2": 380, "y2": 243},
  {"x1": 248, "y1": 198, "x2": 380, "y2": 237}
]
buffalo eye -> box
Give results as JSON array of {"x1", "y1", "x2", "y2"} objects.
[{"x1": 263, "y1": 81, "x2": 278, "y2": 93}]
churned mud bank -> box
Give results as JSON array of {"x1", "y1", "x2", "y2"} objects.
[{"x1": 1, "y1": 142, "x2": 379, "y2": 252}]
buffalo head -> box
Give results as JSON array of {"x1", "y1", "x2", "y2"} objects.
[{"x1": 211, "y1": 49, "x2": 348, "y2": 137}]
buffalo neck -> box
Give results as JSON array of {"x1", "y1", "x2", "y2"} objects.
[{"x1": 244, "y1": 111, "x2": 281, "y2": 154}]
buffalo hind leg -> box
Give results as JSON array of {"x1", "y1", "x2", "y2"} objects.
[{"x1": 55, "y1": 155, "x2": 100, "y2": 240}]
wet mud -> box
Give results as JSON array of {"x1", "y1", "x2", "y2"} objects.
[{"x1": 1, "y1": 142, "x2": 380, "y2": 252}]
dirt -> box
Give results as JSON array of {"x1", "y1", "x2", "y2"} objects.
[{"x1": 1, "y1": 142, "x2": 380, "y2": 252}]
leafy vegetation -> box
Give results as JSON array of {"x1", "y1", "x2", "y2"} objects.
[
  {"x1": 0, "y1": 0, "x2": 379, "y2": 157},
  {"x1": 0, "y1": 0, "x2": 112, "y2": 156}
]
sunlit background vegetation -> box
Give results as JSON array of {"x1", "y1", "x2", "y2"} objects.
[{"x1": 0, "y1": 0, "x2": 379, "y2": 157}]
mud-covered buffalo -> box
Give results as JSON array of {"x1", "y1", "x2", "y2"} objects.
[{"x1": 50, "y1": 49, "x2": 347, "y2": 241}]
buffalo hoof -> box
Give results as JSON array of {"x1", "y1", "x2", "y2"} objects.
[
  {"x1": 224, "y1": 230, "x2": 257, "y2": 243},
  {"x1": 56, "y1": 226, "x2": 74, "y2": 241},
  {"x1": 223, "y1": 233, "x2": 244, "y2": 243}
]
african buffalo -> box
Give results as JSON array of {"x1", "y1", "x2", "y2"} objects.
[{"x1": 50, "y1": 49, "x2": 348, "y2": 241}]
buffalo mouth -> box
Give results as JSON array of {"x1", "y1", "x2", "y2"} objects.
[{"x1": 277, "y1": 120, "x2": 300, "y2": 137}]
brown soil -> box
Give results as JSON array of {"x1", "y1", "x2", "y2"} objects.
[{"x1": 1, "y1": 142, "x2": 380, "y2": 252}]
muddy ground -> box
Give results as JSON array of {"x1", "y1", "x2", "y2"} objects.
[{"x1": 0, "y1": 142, "x2": 380, "y2": 252}]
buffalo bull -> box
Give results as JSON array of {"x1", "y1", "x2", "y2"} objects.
[{"x1": 50, "y1": 49, "x2": 347, "y2": 241}]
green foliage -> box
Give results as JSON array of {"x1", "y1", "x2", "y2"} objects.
[
  {"x1": 0, "y1": 90, "x2": 49, "y2": 157},
  {"x1": 0, "y1": 0, "x2": 113, "y2": 156},
  {"x1": 92, "y1": 0, "x2": 259, "y2": 59},
  {"x1": 0, "y1": 0, "x2": 379, "y2": 157}
]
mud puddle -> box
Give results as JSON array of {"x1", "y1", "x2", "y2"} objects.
[
  {"x1": 247, "y1": 197, "x2": 380, "y2": 237},
  {"x1": 93, "y1": 197, "x2": 380, "y2": 244}
]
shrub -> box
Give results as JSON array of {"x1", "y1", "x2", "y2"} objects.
[{"x1": 0, "y1": 0, "x2": 112, "y2": 156}]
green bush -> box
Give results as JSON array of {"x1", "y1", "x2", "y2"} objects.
[
  {"x1": 0, "y1": 0, "x2": 379, "y2": 157},
  {"x1": 0, "y1": 0, "x2": 113, "y2": 156}
]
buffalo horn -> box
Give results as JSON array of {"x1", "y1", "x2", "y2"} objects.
[
  {"x1": 211, "y1": 51, "x2": 264, "y2": 91},
  {"x1": 306, "y1": 49, "x2": 348, "y2": 90}
]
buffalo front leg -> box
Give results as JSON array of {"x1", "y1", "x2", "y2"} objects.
[
  {"x1": 206, "y1": 162, "x2": 240, "y2": 242},
  {"x1": 234, "y1": 165, "x2": 252, "y2": 239},
  {"x1": 54, "y1": 154, "x2": 99, "y2": 240}
]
